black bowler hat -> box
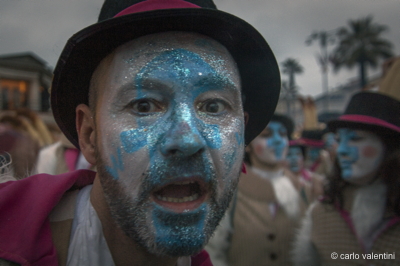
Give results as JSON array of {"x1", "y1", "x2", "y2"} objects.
[
  {"x1": 328, "y1": 92, "x2": 400, "y2": 136},
  {"x1": 301, "y1": 129, "x2": 325, "y2": 148},
  {"x1": 270, "y1": 114, "x2": 294, "y2": 139},
  {"x1": 51, "y1": 0, "x2": 281, "y2": 148}
]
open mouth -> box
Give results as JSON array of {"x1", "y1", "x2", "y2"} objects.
[{"x1": 152, "y1": 178, "x2": 209, "y2": 213}]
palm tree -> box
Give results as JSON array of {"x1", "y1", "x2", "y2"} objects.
[
  {"x1": 281, "y1": 58, "x2": 304, "y2": 93},
  {"x1": 281, "y1": 58, "x2": 304, "y2": 117},
  {"x1": 331, "y1": 16, "x2": 394, "y2": 89},
  {"x1": 306, "y1": 30, "x2": 336, "y2": 110}
]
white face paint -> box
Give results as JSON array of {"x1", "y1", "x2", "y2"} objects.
[
  {"x1": 248, "y1": 121, "x2": 289, "y2": 166},
  {"x1": 336, "y1": 128, "x2": 385, "y2": 184},
  {"x1": 93, "y1": 32, "x2": 244, "y2": 257}
]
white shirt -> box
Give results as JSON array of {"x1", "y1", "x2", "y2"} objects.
[{"x1": 67, "y1": 185, "x2": 191, "y2": 266}]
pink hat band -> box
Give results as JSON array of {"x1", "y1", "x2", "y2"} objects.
[
  {"x1": 115, "y1": 0, "x2": 200, "y2": 17},
  {"x1": 338, "y1": 114, "x2": 400, "y2": 133},
  {"x1": 301, "y1": 138, "x2": 325, "y2": 148},
  {"x1": 289, "y1": 138, "x2": 324, "y2": 148},
  {"x1": 289, "y1": 139, "x2": 305, "y2": 146},
  {"x1": 328, "y1": 92, "x2": 400, "y2": 136}
]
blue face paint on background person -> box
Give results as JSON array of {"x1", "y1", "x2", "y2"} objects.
[
  {"x1": 287, "y1": 146, "x2": 304, "y2": 174},
  {"x1": 267, "y1": 122, "x2": 288, "y2": 160},
  {"x1": 246, "y1": 121, "x2": 289, "y2": 167},
  {"x1": 324, "y1": 132, "x2": 337, "y2": 151},
  {"x1": 306, "y1": 147, "x2": 321, "y2": 164},
  {"x1": 336, "y1": 128, "x2": 385, "y2": 184},
  {"x1": 92, "y1": 32, "x2": 245, "y2": 257}
]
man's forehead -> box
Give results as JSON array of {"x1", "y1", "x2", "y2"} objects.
[
  {"x1": 92, "y1": 31, "x2": 240, "y2": 96},
  {"x1": 120, "y1": 31, "x2": 226, "y2": 52},
  {"x1": 112, "y1": 31, "x2": 236, "y2": 68}
]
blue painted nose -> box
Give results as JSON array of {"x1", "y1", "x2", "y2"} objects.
[
  {"x1": 161, "y1": 120, "x2": 206, "y2": 157},
  {"x1": 337, "y1": 138, "x2": 350, "y2": 157}
]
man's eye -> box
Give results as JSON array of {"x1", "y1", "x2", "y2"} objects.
[
  {"x1": 130, "y1": 99, "x2": 162, "y2": 114},
  {"x1": 199, "y1": 100, "x2": 226, "y2": 114}
]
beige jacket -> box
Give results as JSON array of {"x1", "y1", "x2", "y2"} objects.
[
  {"x1": 293, "y1": 182, "x2": 400, "y2": 266},
  {"x1": 206, "y1": 167, "x2": 307, "y2": 266}
]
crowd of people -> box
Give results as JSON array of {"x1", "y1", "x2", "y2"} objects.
[
  {"x1": 0, "y1": 0, "x2": 399, "y2": 265},
  {"x1": 205, "y1": 56, "x2": 400, "y2": 266},
  {"x1": 0, "y1": 108, "x2": 92, "y2": 182}
]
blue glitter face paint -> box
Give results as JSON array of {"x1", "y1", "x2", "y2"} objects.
[
  {"x1": 306, "y1": 147, "x2": 321, "y2": 164},
  {"x1": 336, "y1": 129, "x2": 358, "y2": 179},
  {"x1": 152, "y1": 203, "x2": 207, "y2": 256},
  {"x1": 287, "y1": 146, "x2": 303, "y2": 173},
  {"x1": 336, "y1": 128, "x2": 385, "y2": 183},
  {"x1": 249, "y1": 121, "x2": 289, "y2": 165},
  {"x1": 266, "y1": 122, "x2": 288, "y2": 160},
  {"x1": 105, "y1": 147, "x2": 124, "y2": 180},
  {"x1": 324, "y1": 132, "x2": 337, "y2": 150},
  {"x1": 94, "y1": 32, "x2": 244, "y2": 257}
]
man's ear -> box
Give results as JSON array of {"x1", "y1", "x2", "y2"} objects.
[{"x1": 76, "y1": 104, "x2": 96, "y2": 165}]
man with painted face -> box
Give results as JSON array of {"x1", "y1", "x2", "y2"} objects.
[
  {"x1": 206, "y1": 114, "x2": 306, "y2": 266},
  {"x1": 0, "y1": 0, "x2": 281, "y2": 265},
  {"x1": 293, "y1": 91, "x2": 400, "y2": 265}
]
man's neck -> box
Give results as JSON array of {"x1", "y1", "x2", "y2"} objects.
[{"x1": 90, "y1": 175, "x2": 178, "y2": 266}]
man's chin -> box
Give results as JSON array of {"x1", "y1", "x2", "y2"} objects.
[
  {"x1": 149, "y1": 202, "x2": 210, "y2": 257},
  {"x1": 98, "y1": 159, "x2": 236, "y2": 257}
]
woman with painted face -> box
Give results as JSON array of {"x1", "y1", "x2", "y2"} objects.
[
  {"x1": 206, "y1": 114, "x2": 307, "y2": 266},
  {"x1": 287, "y1": 139, "x2": 325, "y2": 204},
  {"x1": 292, "y1": 91, "x2": 400, "y2": 266}
]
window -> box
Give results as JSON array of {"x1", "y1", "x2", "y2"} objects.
[{"x1": 0, "y1": 79, "x2": 28, "y2": 110}]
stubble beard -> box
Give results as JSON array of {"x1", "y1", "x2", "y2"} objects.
[{"x1": 95, "y1": 151, "x2": 240, "y2": 257}]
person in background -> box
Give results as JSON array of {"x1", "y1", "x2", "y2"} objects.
[
  {"x1": 322, "y1": 130, "x2": 338, "y2": 167},
  {"x1": 293, "y1": 91, "x2": 400, "y2": 265},
  {"x1": 299, "y1": 97, "x2": 332, "y2": 177},
  {"x1": 207, "y1": 114, "x2": 306, "y2": 266},
  {"x1": 15, "y1": 108, "x2": 54, "y2": 147},
  {"x1": 36, "y1": 134, "x2": 93, "y2": 175},
  {"x1": 301, "y1": 129, "x2": 332, "y2": 176},
  {"x1": 293, "y1": 57, "x2": 400, "y2": 265},
  {"x1": 0, "y1": 115, "x2": 40, "y2": 179},
  {"x1": 287, "y1": 139, "x2": 324, "y2": 204}
]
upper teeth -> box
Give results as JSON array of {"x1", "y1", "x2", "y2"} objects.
[
  {"x1": 174, "y1": 181, "x2": 196, "y2": 185},
  {"x1": 156, "y1": 193, "x2": 199, "y2": 203}
]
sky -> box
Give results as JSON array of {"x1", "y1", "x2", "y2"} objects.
[{"x1": 0, "y1": 0, "x2": 399, "y2": 97}]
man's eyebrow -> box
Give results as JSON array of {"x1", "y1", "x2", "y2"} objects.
[
  {"x1": 114, "y1": 82, "x2": 136, "y2": 99},
  {"x1": 192, "y1": 75, "x2": 238, "y2": 92},
  {"x1": 114, "y1": 74, "x2": 238, "y2": 101},
  {"x1": 115, "y1": 79, "x2": 172, "y2": 98}
]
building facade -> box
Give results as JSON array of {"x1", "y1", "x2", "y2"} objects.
[
  {"x1": 277, "y1": 74, "x2": 380, "y2": 129},
  {"x1": 0, "y1": 52, "x2": 52, "y2": 112}
]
